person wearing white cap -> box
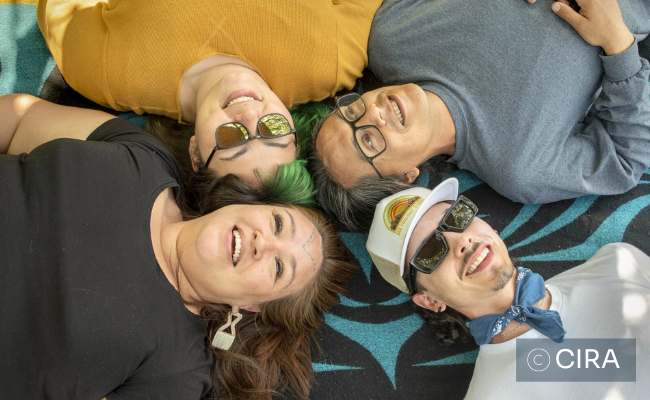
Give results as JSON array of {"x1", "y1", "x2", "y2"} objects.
[{"x1": 366, "y1": 178, "x2": 650, "y2": 399}]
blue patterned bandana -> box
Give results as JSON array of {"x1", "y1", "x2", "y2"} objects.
[{"x1": 467, "y1": 267, "x2": 566, "y2": 345}]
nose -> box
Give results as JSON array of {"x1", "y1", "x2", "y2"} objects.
[
  {"x1": 360, "y1": 101, "x2": 387, "y2": 128},
  {"x1": 448, "y1": 232, "x2": 473, "y2": 260},
  {"x1": 252, "y1": 230, "x2": 276, "y2": 260},
  {"x1": 233, "y1": 108, "x2": 262, "y2": 136}
]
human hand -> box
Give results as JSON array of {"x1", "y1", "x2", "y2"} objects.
[
  {"x1": 525, "y1": 0, "x2": 579, "y2": 8},
  {"x1": 551, "y1": 0, "x2": 634, "y2": 55}
]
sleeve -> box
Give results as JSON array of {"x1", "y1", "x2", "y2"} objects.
[
  {"x1": 550, "y1": 243, "x2": 650, "y2": 283},
  {"x1": 86, "y1": 118, "x2": 183, "y2": 187},
  {"x1": 105, "y1": 367, "x2": 212, "y2": 400},
  {"x1": 604, "y1": 243, "x2": 650, "y2": 278},
  {"x1": 506, "y1": 42, "x2": 650, "y2": 204}
]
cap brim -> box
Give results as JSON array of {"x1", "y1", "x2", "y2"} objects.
[{"x1": 398, "y1": 178, "x2": 459, "y2": 277}]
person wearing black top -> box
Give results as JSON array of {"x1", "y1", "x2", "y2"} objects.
[{"x1": 0, "y1": 95, "x2": 357, "y2": 400}]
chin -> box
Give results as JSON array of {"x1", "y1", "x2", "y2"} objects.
[{"x1": 490, "y1": 259, "x2": 516, "y2": 292}]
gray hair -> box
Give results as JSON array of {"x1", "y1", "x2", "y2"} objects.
[{"x1": 307, "y1": 111, "x2": 411, "y2": 232}]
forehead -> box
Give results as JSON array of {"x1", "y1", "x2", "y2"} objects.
[
  {"x1": 316, "y1": 113, "x2": 370, "y2": 187},
  {"x1": 320, "y1": 109, "x2": 346, "y2": 131},
  {"x1": 288, "y1": 208, "x2": 324, "y2": 281}
]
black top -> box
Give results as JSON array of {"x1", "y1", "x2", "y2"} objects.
[{"x1": 0, "y1": 119, "x2": 212, "y2": 399}]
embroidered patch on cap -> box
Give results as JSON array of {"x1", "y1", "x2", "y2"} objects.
[{"x1": 383, "y1": 195, "x2": 423, "y2": 235}]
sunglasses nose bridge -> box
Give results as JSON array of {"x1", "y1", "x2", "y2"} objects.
[{"x1": 233, "y1": 108, "x2": 262, "y2": 134}]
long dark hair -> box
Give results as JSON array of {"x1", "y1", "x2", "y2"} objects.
[{"x1": 414, "y1": 305, "x2": 471, "y2": 346}]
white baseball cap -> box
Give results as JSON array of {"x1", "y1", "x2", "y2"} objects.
[{"x1": 366, "y1": 178, "x2": 459, "y2": 293}]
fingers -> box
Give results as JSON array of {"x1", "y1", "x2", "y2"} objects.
[{"x1": 552, "y1": 1, "x2": 583, "y2": 29}]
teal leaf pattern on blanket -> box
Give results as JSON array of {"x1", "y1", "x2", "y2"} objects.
[
  {"x1": 318, "y1": 171, "x2": 650, "y2": 392},
  {"x1": 413, "y1": 349, "x2": 480, "y2": 367},
  {"x1": 324, "y1": 312, "x2": 423, "y2": 388}
]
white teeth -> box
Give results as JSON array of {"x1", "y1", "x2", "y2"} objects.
[
  {"x1": 226, "y1": 96, "x2": 255, "y2": 107},
  {"x1": 467, "y1": 248, "x2": 490, "y2": 275},
  {"x1": 232, "y1": 228, "x2": 241, "y2": 264},
  {"x1": 390, "y1": 100, "x2": 404, "y2": 124}
]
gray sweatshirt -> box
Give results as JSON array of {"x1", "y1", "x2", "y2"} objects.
[{"x1": 368, "y1": 0, "x2": 650, "y2": 203}]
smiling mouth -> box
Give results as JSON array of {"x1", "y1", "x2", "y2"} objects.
[
  {"x1": 222, "y1": 89, "x2": 261, "y2": 109},
  {"x1": 466, "y1": 247, "x2": 490, "y2": 276},
  {"x1": 389, "y1": 99, "x2": 404, "y2": 125},
  {"x1": 232, "y1": 227, "x2": 241, "y2": 265},
  {"x1": 226, "y1": 96, "x2": 255, "y2": 108}
]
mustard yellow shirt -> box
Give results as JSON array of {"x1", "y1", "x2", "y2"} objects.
[{"x1": 37, "y1": 0, "x2": 382, "y2": 121}]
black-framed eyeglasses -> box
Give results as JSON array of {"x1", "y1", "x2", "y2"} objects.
[
  {"x1": 334, "y1": 93, "x2": 386, "y2": 178},
  {"x1": 405, "y1": 196, "x2": 479, "y2": 294},
  {"x1": 204, "y1": 113, "x2": 297, "y2": 167}
]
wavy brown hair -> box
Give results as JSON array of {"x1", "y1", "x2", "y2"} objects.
[
  {"x1": 197, "y1": 206, "x2": 357, "y2": 400},
  {"x1": 148, "y1": 115, "x2": 358, "y2": 398}
]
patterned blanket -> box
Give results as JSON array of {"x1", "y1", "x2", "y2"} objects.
[{"x1": 2, "y1": 3, "x2": 649, "y2": 399}]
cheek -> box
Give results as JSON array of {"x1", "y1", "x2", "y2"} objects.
[
  {"x1": 427, "y1": 271, "x2": 458, "y2": 305},
  {"x1": 194, "y1": 226, "x2": 224, "y2": 266},
  {"x1": 240, "y1": 265, "x2": 273, "y2": 294},
  {"x1": 195, "y1": 111, "x2": 227, "y2": 153},
  {"x1": 493, "y1": 240, "x2": 511, "y2": 267},
  {"x1": 194, "y1": 126, "x2": 217, "y2": 162},
  {"x1": 260, "y1": 90, "x2": 291, "y2": 116},
  {"x1": 384, "y1": 135, "x2": 409, "y2": 157}
]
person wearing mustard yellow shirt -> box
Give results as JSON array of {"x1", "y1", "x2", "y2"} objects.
[{"x1": 37, "y1": 0, "x2": 381, "y2": 194}]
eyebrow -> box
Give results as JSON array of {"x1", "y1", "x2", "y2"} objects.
[
  {"x1": 219, "y1": 147, "x2": 248, "y2": 161},
  {"x1": 284, "y1": 209, "x2": 297, "y2": 290}
]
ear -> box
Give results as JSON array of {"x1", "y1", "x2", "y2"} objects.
[
  {"x1": 402, "y1": 167, "x2": 420, "y2": 184},
  {"x1": 188, "y1": 135, "x2": 201, "y2": 173},
  {"x1": 239, "y1": 304, "x2": 261, "y2": 313},
  {"x1": 412, "y1": 292, "x2": 446, "y2": 313}
]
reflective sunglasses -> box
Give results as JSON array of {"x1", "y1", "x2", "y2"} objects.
[
  {"x1": 204, "y1": 113, "x2": 296, "y2": 167},
  {"x1": 405, "y1": 195, "x2": 478, "y2": 293}
]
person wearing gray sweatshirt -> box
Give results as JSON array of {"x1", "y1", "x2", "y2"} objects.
[{"x1": 311, "y1": 0, "x2": 650, "y2": 231}]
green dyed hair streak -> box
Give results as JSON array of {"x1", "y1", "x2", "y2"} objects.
[
  {"x1": 261, "y1": 159, "x2": 316, "y2": 207},
  {"x1": 290, "y1": 102, "x2": 332, "y2": 159}
]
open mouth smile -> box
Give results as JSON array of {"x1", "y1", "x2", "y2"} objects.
[
  {"x1": 232, "y1": 227, "x2": 242, "y2": 265},
  {"x1": 465, "y1": 245, "x2": 493, "y2": 276},
  {"x1": 223, "y1": 89, "x2": 260, "y2": 109},
  {"x1": 388, "y1": 96, "x2": 405, "y2": 125}
]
